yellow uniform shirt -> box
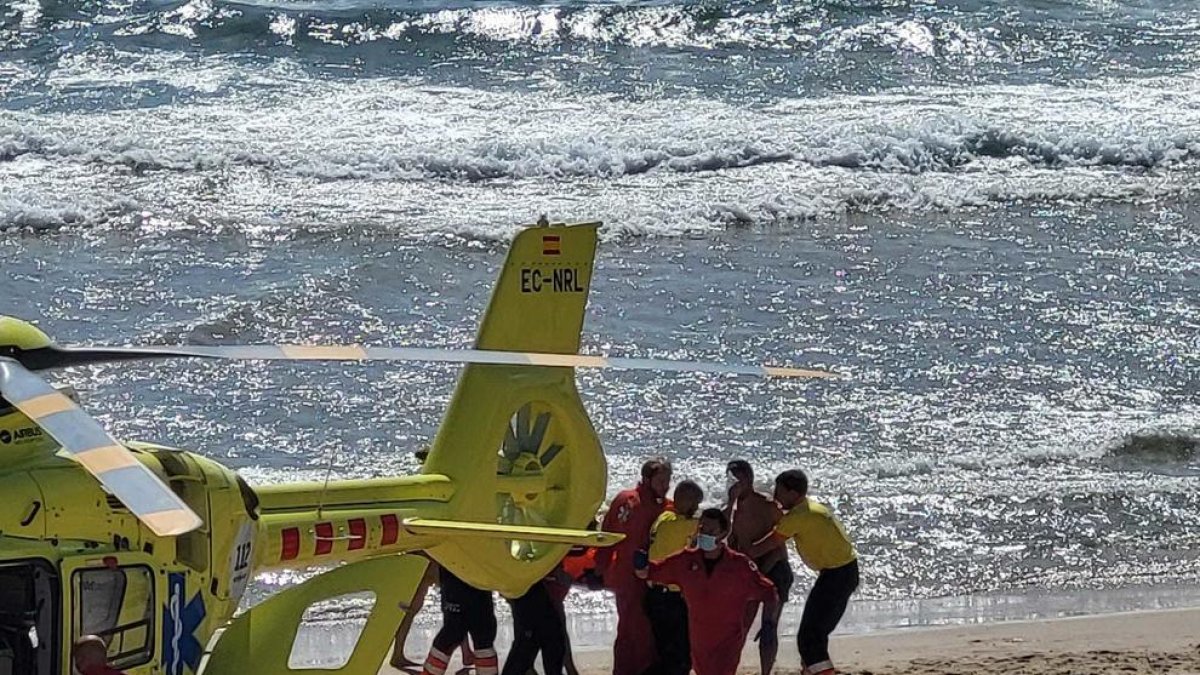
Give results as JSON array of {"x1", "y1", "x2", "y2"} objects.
[
  {"x1": 648, "y1": 511, "x2": 697, "y2": 592},
  {"x1": 776, "y1": 498, "x2": 856, "y2": 572},
  {"x1": 649, "y1": 511, "x2": 698, "y2": 561}
]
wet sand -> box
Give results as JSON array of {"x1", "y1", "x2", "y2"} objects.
[{"x1": 564, "y1": 607, "x2": 1200, "y2": 674}]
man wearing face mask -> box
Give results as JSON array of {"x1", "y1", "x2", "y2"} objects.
[
  {"x1": 724, "y1": 459, "x2": 790, "y2": 675},
  {"x1": 635, "y1": 508, "x2": 778, "y2": 675},
  {"x1": 595, "y1": 458, "x2": 673, "y2": 675}
]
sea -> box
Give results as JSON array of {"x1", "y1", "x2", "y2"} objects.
[{"x1": 2, "y1": 0, "x2": 1199, "y2": 661}]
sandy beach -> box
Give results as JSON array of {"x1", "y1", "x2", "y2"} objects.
[
  {"x1": 382, "y1": 606, "x2": 1200, "y2": 674},
  {"x1": 556, "y1": 607, "x2": 1200, "y2": 675}
]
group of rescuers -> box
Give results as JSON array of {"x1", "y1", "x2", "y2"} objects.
[{"x1": 395, "y1": 458, "x2": 859, "y2": 675}]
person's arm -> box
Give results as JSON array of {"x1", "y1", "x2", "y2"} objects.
[
  {"x1": 639, "y1": 550, "x2": 685, "y2": 586},
  {"x1": 755, "y1": 594, "x2": 781, "y2": 647},
  {"x1": 746, "y1": 530, "x2": 787, "y2": 560},
  {"x1": 723, "y1": 485, "x2": 737, "y2": 516},
  {"x1": 756, "y1": 575, "x2": 780, "y2": 615},
  {"x1": 594, "y1": 495, "x2": 628, "y2": 576}
]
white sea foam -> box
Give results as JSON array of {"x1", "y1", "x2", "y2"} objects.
[
  {"x1": 3, "y1": 61, "x2": 1200, "y2": 237},
  {"x1": 0, "y1": 191, "x2": 139, "y2": 230},
  {"x1": 7, "y1": 74, "x2": 1200, "y2": 181}
]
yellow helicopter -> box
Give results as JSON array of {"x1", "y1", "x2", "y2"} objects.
[{"x1": 0, "y1": 222, "x2": 833, "y2": 675}]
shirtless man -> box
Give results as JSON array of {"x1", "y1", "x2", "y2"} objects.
[{"x1": 724, "y1": 459, "x2": 791, "y2": 675}]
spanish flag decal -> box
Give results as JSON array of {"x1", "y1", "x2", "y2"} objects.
[{"x1": 542, "y1": 235, "x2": 561, "y2": 256}]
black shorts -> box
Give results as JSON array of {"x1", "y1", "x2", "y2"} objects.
[
  {"x1": 434, "y1": 567, "x2": 497, "y2": 650},
  {"x1": 438, "y1": 566, "x2": 495, "y2": 618},
  {"x1": 760, "y1": 557, "x2": 794, "y2": 604}
]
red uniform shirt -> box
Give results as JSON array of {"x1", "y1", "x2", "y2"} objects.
[
  {"x1": 649, "y1": 547, "x2": 777, "y2": 675},
  {"x1": 562, "y1": 546, "x2": 596, "y2": 583},
  {"x1": 595, "y1": 483, "x2": 668, "y2": 587}
]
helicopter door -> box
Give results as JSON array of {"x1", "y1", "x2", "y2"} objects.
[
  {"x1": 60, "y1": 554, "x2": 159, "y2": 675},
  {"x1": 0, "y1": 560, "x2": 57, "y2": 675}
]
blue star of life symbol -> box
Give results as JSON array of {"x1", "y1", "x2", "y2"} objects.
[{"x1": 163, "y1": 573, "x2": 206, "y2": 675}]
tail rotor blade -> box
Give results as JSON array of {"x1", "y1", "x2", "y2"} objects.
[{"x1": 529, "y1": 412, "x2": 551, "y2": 453}]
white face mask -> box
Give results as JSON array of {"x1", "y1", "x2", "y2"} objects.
[{"x1": 696, "y1": 534, "x2": 719, "y2": 551}]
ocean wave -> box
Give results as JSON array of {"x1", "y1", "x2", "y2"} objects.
[
  {"x1": 5, "y1": 0, "x2": 984, "y2": 53},
  {"x1": 0, "y1": 194, "x2": 139, "y2": 231},
  {"x1": 5, "y1": 72, "x2": 1200, "y2": 235},
  {"x1": 12, "y1": 0, "x2": 1200, "y2": 64},
  {"x1": 1103, "y1": 431, "x2": 1199, "y2": 474},
  {"x1": 804, "y1": 127, "x2": 1200, "y2": 173},
  {"x1": 3, "y1": 114, "x2": 1198, "y2": 183}
]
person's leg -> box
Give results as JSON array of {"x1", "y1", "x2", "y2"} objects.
[
  {"x1": 554, "y1": 595, "x2": 578, "y2": 675},
  {"x1": 425, "y1": 625, "x2": 466, "y2": 675},
  {"x1": 611, "y1": 583, "x2": 655, "y2": 675},
  {"x1": 502, "y1": 590, "x2": 540, "y2": 675},
  {"x1": 797, "y1": 561, "x2": 858, "y2": 675},
  {"x1": 641, "y1": 586, "x2": 689, "y2": 675},
  {"x1": 531, "y1": 584, "x2": 567, "y2": 675},
  {"x1": 541, "y1": 620, "x2": 568, "y2": 675},
  {"x1": 425, "y1": 569, "x2": 471, "y2": 675},
  {"x1": 759, "y1": 559, "x2": 793, "y2": 675},
  {"x1": 467, "y1": 587, "x2": 499, "y2": 675},
  {"x1": 642, "y1": 586, "x2": 670, "y2": 675},
  {"x1": 663, "y1": 590, "x2": 691, "y2": 675},
  {"x1": 392, "y1": 563, "x2": 437, "y2": 668},
  {"x1": 797, "y1": 579, "x2": 831, "y2": 673}
]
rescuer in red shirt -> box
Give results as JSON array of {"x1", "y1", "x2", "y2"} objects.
[
  {"x1": 636, "y1": 507, "x2": 779, "y2": 675},
  {"x1": 594, "y1": 457, "x2": 673, "y2": 675}
]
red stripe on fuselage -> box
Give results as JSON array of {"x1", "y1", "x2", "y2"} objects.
[
  {"x1": 281, "y1": 527, "x2": 300, "y2": 561},
  {"x1": 381, "y1": 514, "x2": 399, "y2": 545},
  {"x1": 315, "y1": 522, "x2": 335, "y2": 555},
  {"x1": 348, "y1": 518, "x2": 367, "y2": 550}
]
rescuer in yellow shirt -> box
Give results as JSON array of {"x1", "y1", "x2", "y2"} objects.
[
  {"x1": 645, "y1": 479, "x2": 703, "y2": 675},
  {"x1": 749, "y1": 470, "x2": 858, "y2": 675}
]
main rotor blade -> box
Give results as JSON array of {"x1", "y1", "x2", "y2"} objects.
[
  {"x1": 0, "y1": 358, "x2": 203, "y2": 537},
  {"x1": 40, "y1": 345, "x2": 837, "y2": 379}
]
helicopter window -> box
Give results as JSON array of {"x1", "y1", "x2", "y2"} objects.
[
  {"x1": 71, "y1": 566, "x2": 155, "y2": 670},
  {"x1": 287, "y1": 592, "x2": 376, "y2": 670}
]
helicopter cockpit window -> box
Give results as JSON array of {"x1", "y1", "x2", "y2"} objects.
[{"x1": 71, "y1": 566, "x2": 155, "y2": 669}]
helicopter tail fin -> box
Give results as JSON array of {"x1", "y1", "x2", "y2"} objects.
[
  {"x1": 420, "y1": 221, "x2": 609, "y2": 598},
  {"x1": 473, "y1": 221, "x2": 598, "y2": 354}
]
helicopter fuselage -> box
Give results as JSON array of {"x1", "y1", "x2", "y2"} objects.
[{"x1": 0, "y1": 433, "x2": 457, "y2": 675}]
